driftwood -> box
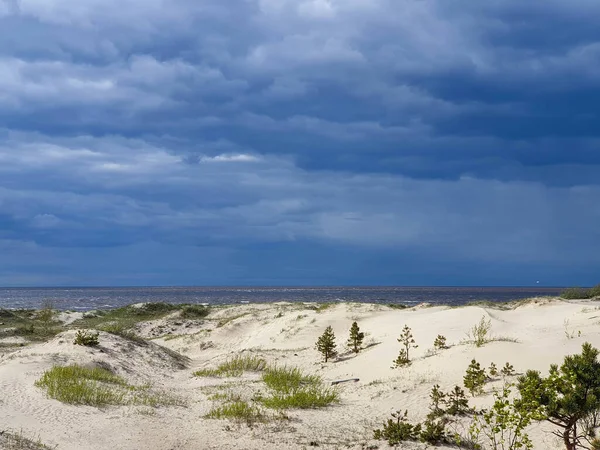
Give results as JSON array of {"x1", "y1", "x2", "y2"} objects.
[{"x1": 331, "y1": 378, "x2": 359, "y2": 386}]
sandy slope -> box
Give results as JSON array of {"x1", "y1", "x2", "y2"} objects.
[{"x1": 1, "y1": 299, "x2": 600, "y2": 449}]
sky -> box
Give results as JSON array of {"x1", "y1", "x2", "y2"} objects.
[{"x1": 1, "y1": 0, "x2": 600, "y2": 287}]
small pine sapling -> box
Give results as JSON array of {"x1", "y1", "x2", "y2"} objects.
[
  {"x1": 428, "y1": 384, "x2": 447, "y2": 419},
  {"x1": 373, "y1": 410, "x2": 421, "y2": 445},
  {"x1": 464, "y1": 359, "x2": 487, "y2": 396},
  {"x1": 501, "y1": 362, "x2": 515, "y2": 377},
  {"x1": 445, "y1": 385, "x2": 470, "y2": 416},
  {"x1": 73, "y1": 330, "x2": 99, "y2": 346},
  {"x1": 316, "y1": 325, "x2": 337, "y2": 362},
  {"x1": 489, "y1": 362, "x2": 498, "y2": 377},
  {"x1": 393, "y1": 324, "x2": 418, "y2": 367},
  {"x1": 347, "y1": 321, "x2": 365, "y2": 354},
  {"x1": 433, "y1": 335, "x2": 448, "y2": 350}
]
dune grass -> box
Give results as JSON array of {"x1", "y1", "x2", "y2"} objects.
[
  {"x1": 205, "y1": 401, "x2": 267, "y2": 425},
  {"x1": 0, "y1": 429, "x2": 53, "y2": 450},
  {"x1": 35, "y1": 365, "x2": 127, "y2": 406},
  {"x1": 35, "y1": 364, "x2": 186, "y2": 407},
  {"x1": 194, "y1": 354, "x2": 267, "y2": 377},
  {"x1": 259, "y1": 365, "x2": 339, "y2": 409}
]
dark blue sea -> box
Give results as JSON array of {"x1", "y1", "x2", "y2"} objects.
[{"x1": 0, "y1": 286, "x2": 564, "y2": 311}]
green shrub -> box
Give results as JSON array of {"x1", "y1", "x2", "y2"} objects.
[
  {"x1": 469, "y1": 383, "x2": 541, "y2": 450},
  {"x1": 560, "y1": 287, "x2": 593, "y2": 299},
  {"x1": 73, "y1": 330, "x2": 99, "y2": 346},
  {"x1": 489, "y1": 362, "x2": 498, "y2": 377},
  {"x1": 464, "y1": 360, "x2": 487, "y2": 396}
]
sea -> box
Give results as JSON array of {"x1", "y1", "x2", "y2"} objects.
[{"x1": 0, "y1": 286, "x2": 565, "y2": 311}]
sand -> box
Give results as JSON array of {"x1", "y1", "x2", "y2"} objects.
[{"x1": 1, "y1": 298, "x2": 599, "y2": 449}]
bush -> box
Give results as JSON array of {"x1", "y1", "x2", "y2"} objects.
[
  {"x1": 73, "y1": 330, "x2": 99, "y2": 346},
  {"x1": 464, "y1": 359, "x2": 487, "y2": 396},
  {"x1": 560, "y1": 287, "x2": 593, "y2": 300},
  {"x1": 469, "y1": 383, "x2": 541, "y2": 450},
  {"x1": 489, "y1": 362, "x2": 498, "y2": 377}
]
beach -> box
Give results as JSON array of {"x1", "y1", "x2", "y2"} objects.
[{"x1": 1, "y1": 298, "x2": 598, "y2": 449}]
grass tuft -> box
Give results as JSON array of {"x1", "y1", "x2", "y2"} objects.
[
  {"x1": 35, "y1": 365, "x2": 127, "y2": 406},
  {"x1": 194, "y1": 354, "x2": 267, "y2": 377},
  {"x1": 205, "y1": 401, "x2": 266, "y2": 425},
  {"x1": 259, "y1": 365, "x2": 339, "y2": 409},
  {"x1": 35, "y1": 364, "x2": 186, "y2": 407}
]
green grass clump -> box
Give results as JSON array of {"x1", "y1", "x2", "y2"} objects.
[
  {"x1": 205, "y1": 401, "x2": 266, "y2": 425},
  {"x1": 35, "y1": 364, "x2": 186, "y2": 407},
  {"x1": 194, "y1": 354, "x2": 267, "y2": 377},
  {"x1": 35, "y1": 365, "x2": 127, "y2": 406},
  {"x1": 262, "y1": 366, "x2": 320, "y2": 393},
  {"x1": 259, "y1": 365, "x2": 338, "y2": 409},
  {"x1": 0, "y1": 429, "x2": 53, "y2": 449}
]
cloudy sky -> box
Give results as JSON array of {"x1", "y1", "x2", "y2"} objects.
[{"x1": 1, "y1": 0, "x2": 599, "y2": 287}]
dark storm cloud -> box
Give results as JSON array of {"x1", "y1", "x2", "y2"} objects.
[{"x1": 1, "y1": 0, "x2": 599, "y2": 285}]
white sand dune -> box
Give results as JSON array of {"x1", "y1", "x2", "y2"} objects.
[{"x1": 1, "y1": 298, "x2": 599, "y2": 449}]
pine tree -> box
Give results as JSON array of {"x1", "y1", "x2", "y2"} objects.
[
  {"x1": 489, "y1": 362, "x2": 498, "y2": 377},
  {"x1": 433, "y1": 335, "x2": 448, "y2": 350},
  {"x1": 316, "y1": 325, "x2": 337, "y2": 362},
  {"x1": 347, "y1": 321, "x2": 365, "y2": 354},
  {"x1": 517, "y1": 343, "x2": 600, "y2": 450},
  {"x1": 393, "y1": 324, "x2": 418, "y2": 367},
  {"x1": 445, "y1": 385, "x2": 470, "y2": 416}
]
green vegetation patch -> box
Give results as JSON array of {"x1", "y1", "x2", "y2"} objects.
[
  {"x1": 35, "y1": 364, "x2": 186, "y2": 407},
  {"x1": 194, "y1": 354, "x2": 267, "y2": 377},
  {"x1": 205, "y1": 401, "x2": 267, "y2": 425},
  {"x1": 259, "y1": 365, "x2": 339, "y2": 409},
  {"x1": 0, "y1": 429, "x2": 54, "y2": 450},
  {"x1": 560, "y1": 285, "x2": 600, "y2": 300}
]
